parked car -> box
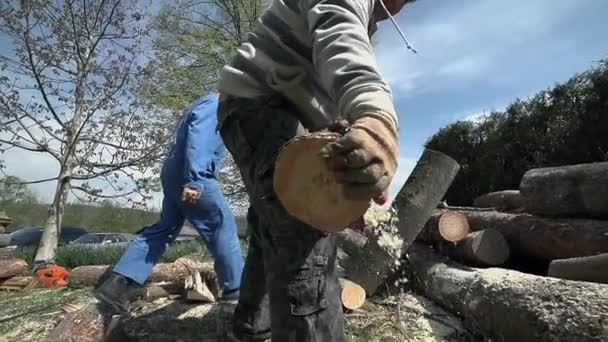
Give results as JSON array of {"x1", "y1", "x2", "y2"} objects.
[
  {"x1": 69, "y1": 233, "x2": 134, "y2": 248},
  {"x1": 8, "y1": 225, "x2": 88, "y2": 247}
]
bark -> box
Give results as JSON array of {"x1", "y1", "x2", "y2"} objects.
[
  {"x1": 35, "y1": 167, "x2": 72, "y2": 265},
  {"x1": 0, "y1": 234, "x2": 10, "y2": 247},
  {"x1": 439, "y1": 229, "x2": 510, "y2": 266},
  {"x1": 422, "y1": 209, "x2": 608, "y2": 261},
  {"x1": 473, "y1": 190, "x2": 525, "y2": 210},
  {"x1": 519, "y1": 161, "x2": 608, "y2": 219},
  {"x1": 0, "y1": 246, "x2": 17, "y2": 259},
  {"x1": 338, "y1": 149, "x2": 460, "y2": 295},
  {"x1": 47, "y1": 303, "x2": 128, "y2": 342},
  {"x1": 548, "y1": 253, "x2": 608, "y2": 284},
  {"x1": 69, "y1": 258, "x2": 215, "y2": 286},
  {"x1": 0, "y1": 258, "x2": 28, "y2": 278},
  {"x1": 406, "y1": 243, "x2": 608, "y2": 342}
]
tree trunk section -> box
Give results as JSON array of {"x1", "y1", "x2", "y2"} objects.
[
  {"x1": 35, "y1": 170, "x2": 72, "y2": 265},
  {"x1": 339, "y1": 149, "x2": 460, "y2": 295},
  {"x1": 0, "y1": 246, "x2": 17, "y2": 260},
  {"x1": 437, "y1": 211, "x2": 470, "y2": 241},
  {"x1": 422, "y1": 209, "x2": 608, "y2": 261},
  {"x1": 439, "y1": 229, "x2": 510, "y2": 266},
  {"x1": 473, "y1": 190, "x2": 524, "y2": 210},
  {"x1": 0, "y1": 258, "x2": 28, "y2": 278},
  {"x1": 548, "y1": 253, "x2": 608, "y2": 284},
  {"x1": 69, "y1": 258, "x2": 215, "y2": 286},
  {"x1": 519, "y1": 161, "x2": 608, "y2": 219},
  {"x1": 339, "y1": 278, "x2": 366, "y2": 310},
  {"x1": 406, "y1": 243, "x2": 608, "y2": 342}
]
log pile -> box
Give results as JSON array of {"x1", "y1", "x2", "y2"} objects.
[{"x1": 336, "y1": 160, "x2": 608, "y2": 341}]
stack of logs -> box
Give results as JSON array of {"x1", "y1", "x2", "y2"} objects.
[
  {"x1": 335, "y1": 157, "x2": 608, "y2": 341},
  {"x1": 0, "y1": 247, "x2": 36, "y2": 290}
]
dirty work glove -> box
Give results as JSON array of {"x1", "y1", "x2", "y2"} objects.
[
  {"x1": 181, "y1": 186, "x2": 201, "y2": 204},
  {"x1": 320, "y1": 114, "x2": 399, "y2": 201}
]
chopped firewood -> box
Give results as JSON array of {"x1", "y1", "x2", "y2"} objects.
[
  {"x1": 339, "y1": 278, "x2": 366, "y2": 310},
  {"x1": 438, "y1": 211, "x2": 470, "y2": 242},
  {"x1": 274, "y1": 131, "x2": 371, "y2": 232},
  {"x1": 62, "y1": 302, "x2": 84, "y2": 314},
  {"x1": 0, "y1": 276, "x2": 39, "y2": 290},
  {"x1": 128, "y1": 283, "x2": 184, "y2": 301},
  {"x1": 548, "y1": 252, "x2": 608, "y2": 284},
  {"x1": 184, "y1": 269, "x2": 216, "y2": 303}
]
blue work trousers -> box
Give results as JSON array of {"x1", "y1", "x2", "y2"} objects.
[{"x1": 113, "y1": 178, "x2": 244, "y2": 291}]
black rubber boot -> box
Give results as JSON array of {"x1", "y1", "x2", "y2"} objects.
[
  {"x1": 221, "y1": 289, "x2": 240, "y2": 302},
  {"x1": 94, "y1": 272, "x2": 132, "y2": 315}
]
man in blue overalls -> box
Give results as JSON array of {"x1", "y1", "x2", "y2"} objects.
[{"x1": 95, "y1": 92, "x2": 244, "y2": 314}]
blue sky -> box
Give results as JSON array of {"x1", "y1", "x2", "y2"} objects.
[
  {"x1": 2, "y1": 0, "x2": 608, "y2": 209},
  {"x1": 380, "y1": 0, "x2": 608, "y2": 202}
]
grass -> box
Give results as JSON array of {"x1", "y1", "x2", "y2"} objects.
[{"x1": 15, "y1": 238, "x2": 220, "y2": 270}]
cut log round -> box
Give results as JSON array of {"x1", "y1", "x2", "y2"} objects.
[
  {"x1": 520, "y1": 162, "x2": 608, "y2": 219},
  {"x1": 548, "y1": 253, "x2": 608, "y2": 284},
  {"x1": 422, "y1": 209, "x2": 608, "y2": 261},
  {"x1": 406, "y1": 243, "x2": 608, "y2": 342},
  {"x1": 337, "y1": 149, "x2": 460, "y2": 295},
  {"x1": 473, "y1": 190, "x2": 524, "y2": 210},
  {"x1": 339, "y1": 278, "x2": 366, "y2": 310},
  {"x1": 0, "y1": 258, "x2": 27, "y2": 278},
  {"x1": 273, "y1": 131, "x2": 371, "y2": 232},
  {"x1": 438, "y1": 211, "x2": 470, "y2": 241},
  {"x1": 70, "y1": 258, "x2": 215, "y2": 286}
]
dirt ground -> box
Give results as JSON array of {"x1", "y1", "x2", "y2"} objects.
[{"x1": 0, "y1": 287, "x2": 477, "y2": 341}]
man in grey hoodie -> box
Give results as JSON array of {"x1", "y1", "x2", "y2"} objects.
[{"x1": 217, "y1": 0, "x2": 413, "y2": 340}]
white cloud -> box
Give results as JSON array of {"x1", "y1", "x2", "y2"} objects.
[{"x1": 374, "y1": 0, "x2": 583, "y2": 96}]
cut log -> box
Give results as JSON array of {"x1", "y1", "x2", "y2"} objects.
[
  {"x1": 440, "y1": 229, "x2": 510, "y2": 266},
  {"x1": 406, "y1": 243, "x2": 608, "y2": 342},
  {"x1": 0, "y1": 258, "x2": 27, "y2": 278},
  {"x1": 339, "y1": 278, "x2": 366, "y2": 310},
  {"x1": 0, "y1": 233, "x2": 10, "y2": 247},
  {"x1": 70, "y1": 258, "x2": 215, "y2": 286},
  {"x1": 437, "y1": 211, "x2": 469, "y2": 242},
  {"x1": 184, "y1": 268, "x2": 216, "y2": 303},
  {"x1": 422, "y1": 209, "x2": 608, "y2": 261},
  {"x1": 548, "y1": 253, "x2": 608, "y2": 284},
  {"x1": 473, "y1": 190, "x2": 525, "y2": 210},
  {"x1": 128, "y1": 283, "x2": 184, "y2": 301},
  {"x1": 47, "y1": 303, "x2": 128, "y2": 342},
  {"x1": 274, "y1": 131, "x2": 371, "y2": 232},
  {"x1": 338, "y1": 149, "x2": 460, "y2": 295},
  {"x1": 0, "y1": 246, "x2": 17, "y2": 260},
  {"x1": 520, "y1": 161, "x2": 608, "y2": 219}
]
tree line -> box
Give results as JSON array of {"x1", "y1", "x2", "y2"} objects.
[{"x1": 426, "y1": 60, "x2": 608, "y2": 205}]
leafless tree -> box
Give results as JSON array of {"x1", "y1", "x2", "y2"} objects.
[{"x1": 0, "y1": 0, "x2": 167, "y2": 264}]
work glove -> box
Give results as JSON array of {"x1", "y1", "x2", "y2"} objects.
[
  {"x1": 320, "y1": 114, "x2": 399, "y2": 201},
  {"x1": 181, "y1": 186, "x2": 201, "y2": 204}
]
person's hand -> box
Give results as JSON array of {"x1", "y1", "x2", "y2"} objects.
[
  {"x1": 181, "y1": 186, "x2": 201, "y2": 204},
  {"x1": 320, "y1": 114, "x2": 398, "y2": 201}
]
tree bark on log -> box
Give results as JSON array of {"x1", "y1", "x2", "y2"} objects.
[
  {"x1": 437, "y1": 229, "x2": 510, "y2": 266},
  {"x1": 519, "y1": 162, "x2": 608, "y2": 219},
  {"x1": 0, "y1": 246, "x2": 17, "y2": 260},
  {"x1": 473, "y1": 190, "x2": 524, "y2": 210},
  {"x1": 421, "y1": 209, "x2": 608, "y2": 261},
  {"x1": 406, "y1": 243, "x2": 608, "y2": 342},
  {"x1": 548, "y1": 253, "x2": 608, "y2": 284},
  {"x1": 47, "y1": 303, "x2": 128, "y2": 342},
  {"x1": 69, "y1": 258, "x2": 215, "y2": 286},
  {"x1": 0, "y1": 234, "x2": 10, "y2": 247},
  {"x1": 0, "y1": 258, "x2": 27, "y2": 278},
  {"x1": 338, "y1": 149, "x2": 460, "y2": 295}
]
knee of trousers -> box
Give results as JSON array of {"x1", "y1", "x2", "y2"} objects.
[{"x1": 285, "y1": 255, "x2": 331, "y2": 317}]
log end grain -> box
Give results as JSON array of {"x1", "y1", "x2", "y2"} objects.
[
  {"x1": 438, "y1": 211, "x2": 470, "y2": 242},
  {"x1": 339, "y1": 278, "x2": 366, "y2": 310},
  {"x1": 274, "y1": 132, "x2": 371, "y2": 232}
]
